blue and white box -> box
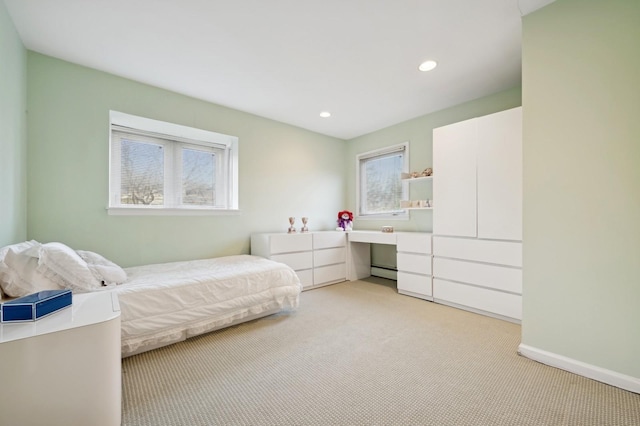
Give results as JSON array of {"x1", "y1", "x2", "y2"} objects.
[{"x1": 1, "y1": 289, "x2": 73, "y2": 322}]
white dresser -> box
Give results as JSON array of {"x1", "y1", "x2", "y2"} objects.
[
  {"x1": 0, "y1": 291, "x2": 121, "y2": 426},
  {"x1": 432, "y1": 106, "x2": 522, "y2": 322},
  {"x1": 251, "y1": 231, "x2": 347, "y2": 290}
]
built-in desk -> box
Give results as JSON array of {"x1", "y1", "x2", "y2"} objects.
[{"x1": 347, "y1": 231, "x2": 433, "y2": 300}]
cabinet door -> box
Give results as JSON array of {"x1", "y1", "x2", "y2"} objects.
[
  {"x1": 433, "y1": 257, "x2": 522, "y2": 294},
  {"x1": 313, "y1": 247, "x2": 346, "y2": 267},
  {"x1": 396, "y1": 233, "x2": 431, "y2": 254},
  {"x1": 271, "y1": 252, "x2": 313, "y2": 271},
  {"x1": 297, "y1": 269, "x2": 314, "y2": 289},
  {"x1": 397, "y1": 253, "x2": 431, "y2": 275},
  {"x1": 433, "y1": 279, "x2": 522, "y2": 320},
  {"x1": 477, "y1": 107, "x2": 522, "y2": 240},
  {"x1": 313, "y1": 231, "x2": 346, "y2": 249},
  {"x1": 433, "y1": 236, "x2": 522, "y2": 267},
  {"x1": 433, "y1": 118, "x2": 478, "y2": 237},
  {"x1": 397, "y1": 271, "x2": 432, "y2": 298},
  {"x1": 270, "y1": 233, "x2": 312, "y2": 254},
  {"x1": 314, "y1": 263, "x2": 346, "y2": 285}
]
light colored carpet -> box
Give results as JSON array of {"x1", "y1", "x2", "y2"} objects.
[{"x1": 122, "y1": 278, "x2": 640, "y2": 425}]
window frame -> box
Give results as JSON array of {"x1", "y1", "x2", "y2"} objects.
[
  {"x1": 355, "y1": 142, "x2": 409, "y2": 221},
  {"x1": 108, "y1": 111, "x2": 239, "y2": 216}
]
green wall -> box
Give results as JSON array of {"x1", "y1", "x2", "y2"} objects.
[
  {"x1": 522, "y1": 0, "x2": 640, "y2": 378},
  {"x1": 26, "y1": 53, "x2": 346, "y2": 267},
  {"x1": 0, "y1": 1, "x2": 27, "y2": 246},
  {"x1": 346, "y1": 87, "x2": 522, "y2": 268}
]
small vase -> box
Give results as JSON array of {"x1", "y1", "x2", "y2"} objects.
[{"x1": 287, "y1": 217, "x2": 296, "y2": 233}]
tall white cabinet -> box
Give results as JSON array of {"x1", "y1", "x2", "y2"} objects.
[{"x1": 432, "y1": 107, "x2": 523, "y2": 322}]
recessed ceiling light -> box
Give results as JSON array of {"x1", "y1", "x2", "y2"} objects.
[
  {"x1": 319, "y1": 111, "x2": 331, "y2": 118},
  {"x1": 418, "y1": 60, "x2": 438, "y2": 72}
]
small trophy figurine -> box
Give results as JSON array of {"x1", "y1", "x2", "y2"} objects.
[
  {"x1": 301, "y1": 217, "x2": 309, "y2": 233},
  {"x1": 287, "y1": 217, "x2": 296, "y2": 233}
]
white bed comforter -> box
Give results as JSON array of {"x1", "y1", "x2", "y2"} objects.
[{"x1": 110, "y1": 255, "x2": 301, "y2": 356}]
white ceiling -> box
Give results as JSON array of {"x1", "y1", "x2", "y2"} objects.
[{"x1": 4, "y1": 0, "x2": 553, "y2": 140}]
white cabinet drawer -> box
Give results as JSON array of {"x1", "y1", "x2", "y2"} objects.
[
  {"x1": 348, "y1": 231, "x2": 397, "y2": 245},
  {"x1": 397, "y1": 271, "x2": 432, "y2": 298},
  {"x1": 270, "y1": 233, "x2": 313, "y2": 254},
  {"x1": 433, "y1": 258, "x2": 522, "y2": 294},
  {"x1": 397, "y1": 233, "x2": 432, "y2": 254},
  {"x1": 433, "y1": 236, "x2": 522, "y2": 267},
  {"x1": 297, "y1": 269, "x2": 314, "y2": 289},
  {"x1": 397, "y1": 253, "x2": 432, "y2": 275},
  {"x1": 314, "y1": 263, "x2": 346, "y2": 285},
  {"x1": 314, "y1": 247, "x2": 346, "y2": 267},
  {"x1": 313, "y1": 232, "x2": 346, "y2": 249},
  {"x1": 433, "y1": 279, "x2": 522, "y2": 320},
  {"x1": 271, "y1": 252, "x2": 313, "y2": 271}
]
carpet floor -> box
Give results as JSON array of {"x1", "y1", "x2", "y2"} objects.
[{"x1": 122, "y1": 278, "x2": 640, "y2": 425}]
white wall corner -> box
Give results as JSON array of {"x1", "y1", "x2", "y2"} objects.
[
  {"x1": 517, "y1": 0, "x2": 557, "y2": 16},
  {"x1": 518, "y1": 344, "x2": 640, "y2": 394}
]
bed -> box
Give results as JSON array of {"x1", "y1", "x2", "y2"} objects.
[
  {"x1": 113, "y1": 255, "x2": 301, "y2": 356},
  {"x1": 0, "y1": 241, "x2": 302, "y2": 357}
]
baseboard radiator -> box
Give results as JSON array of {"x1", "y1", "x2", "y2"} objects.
[{"x1": 370, "y1": 266, "x2": 397, "y2": 281}]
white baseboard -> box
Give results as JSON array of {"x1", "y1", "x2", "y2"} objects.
[{"x1": 518, "y1": 344, "x2": 640, "y2": 394}]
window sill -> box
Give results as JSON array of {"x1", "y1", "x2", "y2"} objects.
[{"x1": 107, "y1": 207, "x2": 241, "y2": 216}]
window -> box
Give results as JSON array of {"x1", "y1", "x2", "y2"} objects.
[
  {"x1": 109, "y1": 111, "x2": 238, "y2": 215},
  {"x1": 356, "y1": 142, "x2": 409, "y2": 219}
]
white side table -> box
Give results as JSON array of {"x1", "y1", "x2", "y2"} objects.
[{"x1": 0, "y1": 291, "x2": 121, "y2": 426}]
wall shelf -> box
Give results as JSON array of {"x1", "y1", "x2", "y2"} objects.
[
  {"x1": 401, "y1": 174, "x2": 433, "y2": 182},
  {"x1": 401, "y1": 170, "x2": 433, "y2": 210}
]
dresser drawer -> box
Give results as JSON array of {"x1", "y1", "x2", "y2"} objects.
[
  {"x1": 348, "y1": 231, "x2": 397, "y2": 245},
  {"x1": 313, "y1": 247, "x2": 346, "y2": 267},
  {"x1": 314, "y1": 263, "x2": 346, "y2": 285},
  {"x1": 433, "y1": 279, "x2": 522, "y2": 320},
  {"x1": 313, "y1": 232, "x2": 346, "y2": 249},
  {"x1": 397, "y1": 253, "x2": 432, "y2": 275},
  {"x1": 433, "y1": 236, "x2": 522, "y2": 267},
  {"x1": 397, "y1": 233, "x2": 432, "y2": 254},
  {"x1": 397, "y1": 271, "x2": 432, "y2": 298},
  {"x1": 433, "y1": 257, "x2": 522, "y2": 294},
  {"x1": 269, "y1": 233, "x2": 313, "y2": 254},
  {"x1": 271, "y1": 252, "x2": 313, "y2": 271},
  {"x1": 297, "y1": 269, "x2": 314, "y2": 289}
]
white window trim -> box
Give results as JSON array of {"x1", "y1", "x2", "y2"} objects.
[
  {"x1": 356, "y1": 142, "x2": 409, "y2": 221},
  {"x1": 106, "y1": 207, "x2": 241, "y2": 216},
  {"x1": 107, "y1": 111, "x2": 239, "y2": 216}
]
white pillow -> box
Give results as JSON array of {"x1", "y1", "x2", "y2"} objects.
[
  {"x1": 1, "y1": 243, "x2": 63, "y2": 297},
  {"x1": 0, "y1": 240, "x2": 40, "y2": 269},
  {"x1": 37, "y1": 242, "x2": 101, "y2": 293},
  {"x1": 77, "y1": 250, "x2": 127, "y2": 286},
  {"x1": 0, "y1": 240, "x2": 40, "y2": 297}
]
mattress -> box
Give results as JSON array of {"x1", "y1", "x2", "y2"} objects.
[{"x1": 110, "y1": 255, "x2": 301, "y2": 356}]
